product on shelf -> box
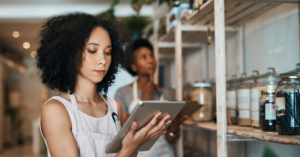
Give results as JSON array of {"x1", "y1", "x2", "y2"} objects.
[
  {"x1": 259, "y1": 90, "x2": 276, "y2": 131},
  {"x1": 191, "y1": 82, "x2": 213, "y2": 121},
  {"x1": 226, "y1": 75, "x2": 240, "y2": 124},
  {"x1": 251, "y1": 68, "x2": 280, "y2": 128},
  {"x1": 237, "y1": 71, "x2": 259, "y2": 126},
  {"x1": 276, "y1": 63, "x2": 300, "y2": 135}
]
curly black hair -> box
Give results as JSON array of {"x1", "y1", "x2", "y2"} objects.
[
  {"x1": 124, "y1": 38, "x2": 153, "y2": 76},
  {"x1": 36, "y1": 12, "x2": 131, "y2": 96}
]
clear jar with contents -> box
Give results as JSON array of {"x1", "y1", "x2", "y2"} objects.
[
  {"x1": 276, "y1": 63, "x2": 300, "y2": 135},
  {"x1": 251, "y1": 68, "x2": 280, "y2": 128},
  {"x1": 259, "y1": 90, "x2": 276, "y2": 131},
  {"x1": 226, "y1": 75, "x2": 240, "y2": 124},
  {"x1": 237, "y1": 71, "x2": 259, "y2": 126},
  {"x1": 191, "y1": 83, "x2": 213, "y2": 121}
]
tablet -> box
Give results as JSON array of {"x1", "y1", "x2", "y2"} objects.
[
  {"x1": 105, "y1": 101, "x2": 186, "y2": 153},
  {"x1": 178, "y1": 101, "x2": 203, "y2": 117}
]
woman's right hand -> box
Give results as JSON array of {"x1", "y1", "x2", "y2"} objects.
[{"x1": 117, "y1": 112, "x2": 171, "y2": 157}]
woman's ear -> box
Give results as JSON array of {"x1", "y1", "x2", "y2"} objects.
[
  {"x1": 82, "y1": 51, "x2": 86, "y2": 60},
  {"x1": 131, "y1": 64, "x2": 137, "y2": 72}
]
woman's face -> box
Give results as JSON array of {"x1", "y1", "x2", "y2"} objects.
[
  {"x1": 79, "y1": 27, "x2": 112, "y2": 83},
  {"x1": 132, "y1": 47, "x2": 157, "y2": 76}
]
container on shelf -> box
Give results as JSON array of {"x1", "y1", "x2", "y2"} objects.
[
  {"x1": 251, "y1": 68, "x2": 280, "y2": 128},
  {"x1": 191, "y1": 82, "x2": 213, "y2": 121},
  {"x1": 276, "y1": 63, "x2": 300, "y2": 135},
  {"x1": 259, "y1": 90, "x2": 276, "y2": 131},
  {"x1": 226, "y1": 75, "x2": 240, "y2": 124},
  {"x1": 237, "y1": 71, "x2": 260, "y2": 126}
]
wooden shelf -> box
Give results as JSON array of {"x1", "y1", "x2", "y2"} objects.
[
  {"x1": 184, "y1": 0, "x2": 282, "y2": 26},
  {"x1": 183, "y1": 120, "x2": 300, "y2": 146}
]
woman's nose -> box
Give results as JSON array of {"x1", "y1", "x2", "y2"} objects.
[{"x1": 97, "y1": 53, "x2": 106, "y2": 65}]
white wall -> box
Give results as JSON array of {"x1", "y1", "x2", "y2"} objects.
[{"x1": 107, "y1": 68, "x2": 134, "y2": 98}]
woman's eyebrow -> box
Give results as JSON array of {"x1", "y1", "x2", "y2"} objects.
[
  {"x1": 87, "y1": 43, "x2": 99, "y2": 46},
  {"x1": 107, "y1": 45, "x2": 112, "y2": 48}
]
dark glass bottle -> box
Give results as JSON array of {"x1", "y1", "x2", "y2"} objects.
[{"x1": 259, "y1": 90, "x2": 276, "y2": 131}]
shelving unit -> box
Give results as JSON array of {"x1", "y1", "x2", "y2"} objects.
[
  {"x1": 183, "y1": 120, "x2": 300, "y2": 145},
  {"x1": 153, "y1": 0, "x2": 300, "y2": 157}
]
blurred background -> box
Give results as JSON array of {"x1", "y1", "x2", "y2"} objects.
[{"x1": 0, "y1": 0, "x2": 300, "y2": 157}]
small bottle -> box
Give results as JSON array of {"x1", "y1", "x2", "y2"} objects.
[{"x1": 259, "y1": 90, "x2": 276, "y2": 131}]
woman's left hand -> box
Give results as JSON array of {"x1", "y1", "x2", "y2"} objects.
[{"x1": 165, "y1": 115, "x2": 188, "y2": 143}]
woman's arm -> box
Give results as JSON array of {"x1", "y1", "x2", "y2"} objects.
[{"x1": 41, "y1": 100, "x2": 79, "y2": 157}]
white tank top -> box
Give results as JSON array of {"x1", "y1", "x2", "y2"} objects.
[{"x1": 40, "y1": 95, "x2": 119, "y2": 156}]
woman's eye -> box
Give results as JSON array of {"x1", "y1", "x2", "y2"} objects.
[
  {"x1": 88, "y1": 50, "x2": 96, "y2": 53},
  {"x1": 141, "y1": 55, "x2": 146, "y2": 60},
  {"x1": 105, "y1": 52, "x2": 111, "y2": 55}
]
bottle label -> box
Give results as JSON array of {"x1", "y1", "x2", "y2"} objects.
[
  {"x1": 229, "y1": 109, "x2": 236, "y2": 118},
  {"x1": 227, "y1": 90, "x2": 236, "y2": 109},
  {"x1": 237, "y1": 89, "x2": 250, "y2": 109},
  {"x1": 250, "y1": 89, "x2": 259, "y2": 111},
  {"x1": 251, "y1": 111, "x2": 259, "y2": 120},
  {"x1": 275, "y1": 97, "x2": 286, "y2": 116},
  {"x1": 265, "y1": 102, "x2": 276, "y2": 120},
  {"x1": 238, "y1": 110, "x2": 250, "y2": 119}
]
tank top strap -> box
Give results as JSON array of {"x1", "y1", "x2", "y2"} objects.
[{"x1": 69, "y1": 93, "x2": 84, "y2": 132}]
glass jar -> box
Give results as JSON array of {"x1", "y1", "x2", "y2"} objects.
[
  {"x1": 237, "y1": 71, "x2": 259, "y2": 126},
  {"x1": 251, "y1": 68, "x2": 280, "y2": 128},
  {"x1": 276, "y1": 63, "x2": 300, "y2": 135},
  {"x1": 259, "y1": 90, "x2": 276, "y2": 131},
  {"x1": 226, "y1": 75, "x2": 240, "y2": 124},
  {"x1": 191, "y1": 83, "x2": 213, "y2": 121}
]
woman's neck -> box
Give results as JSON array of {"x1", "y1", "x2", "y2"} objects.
[
  {"x1": 74, "y1": 74, "x2": 99, "y2": 103},
  {"x1": 137, "y1": 74, "x2": 150, "y2": 90}
]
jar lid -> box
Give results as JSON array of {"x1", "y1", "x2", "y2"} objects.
[
  {"x1": 241, "y1": 71, "x2": 260, "y2": 85},
  {"x1": 261, "y1": 90, "x2": 275, "y2": 94},
  {"x1": 280, "y1": 63, "x2": 300, "y2": 77},
  {"x1": 193, "y1": 83, "x2": 211, "y2": 88},
  {"x1": 255, "y1": 67, "x2": 281, "y2": 84}
]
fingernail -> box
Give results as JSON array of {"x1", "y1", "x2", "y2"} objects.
[
  {"x1": 157, "y1": 112, "x2": 162, "y2": 116},
  {"x1": 133, "y1": 122, "x2": 137, "y2": 126}
]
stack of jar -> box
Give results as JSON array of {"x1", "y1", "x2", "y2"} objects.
[
  {"x1": 190, "y1": 82, "x2": 214, "y2": 121},
  {"x1": 237, "y1": 71, "x2": 260, "y2": 126},
  {"x1": 226, "y1": 75, "x2": 240, "y2": 124},
  {"x1": 252, "y1": 68, "x2": 280, "y2": 128}
]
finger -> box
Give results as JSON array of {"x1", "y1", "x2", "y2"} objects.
[
  {"x1": 146, "y1": 118, "x2": 171, "y2": 136},
  {"x1": 128, "y1": 121, "x2": 138, "y2": 137},
  {"x1": 156, "y1": 114, "x2": 171, "y2": 130},
  {"x1": 180, "y1": 115, "x2": 189, "y2": 123},
  {"x1": 144, "y1": 112, "x2": 161, "y2": 131}
]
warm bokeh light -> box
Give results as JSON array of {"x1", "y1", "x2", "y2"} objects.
[
  {"x1": 6, "y1": 60, "x2": 14, "y2": 68},
  {"x1": 30, "y1": 51, "x2": 37, "y2": 58},
  {"x1": 18, "y1": 66, "x2": 26, "y2": 73},
  {"x1": 23, "y1": 42, "x2": 30, "y2": 49},
  {"x1": 12, "y1": 31, "x2": 20, "y2": 38}
]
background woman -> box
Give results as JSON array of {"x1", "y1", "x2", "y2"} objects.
[{"x1": 115, "y1": 38, "x2": 187, "y2": 157}]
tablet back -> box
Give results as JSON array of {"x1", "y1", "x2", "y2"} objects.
[{"x1": 105, "y1": 101, "x2": 185, "y2": 153}]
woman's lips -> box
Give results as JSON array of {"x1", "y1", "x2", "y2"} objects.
[{"x1": 94, "y1": 70, "x2": 106, "y2": 75}]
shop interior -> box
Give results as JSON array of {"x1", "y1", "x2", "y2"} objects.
[{"x1": 0, "y1": 0, "x2": 300, "y2": 157}]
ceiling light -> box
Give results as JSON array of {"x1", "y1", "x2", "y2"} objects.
[
  {"x1": 12, "y1": 31, "x2": 20, "y2": 38},
  {"x1": 6, "y1": 60, "x2": 14, "y2": 68},
  {"x1": 30, "y1": 51, "x2": 37, "y2": 58},
  {"x1": 18, "y1": 66, "x2": 26, "y2": 73},
  {"x1": 23, "y1": 42, "x2": 30, "y2": 49}
]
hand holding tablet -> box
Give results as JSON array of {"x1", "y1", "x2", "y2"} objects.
[{"x1": 106, "y1": 101, "x2": 186, "y2": 153}]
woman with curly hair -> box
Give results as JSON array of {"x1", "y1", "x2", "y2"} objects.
[
  {"x1": 37, "y1": 12, "x2": 171, "y2": 157},
  {"x1": 115, "y1": 38, "x2": 187, "y2": 157}
]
